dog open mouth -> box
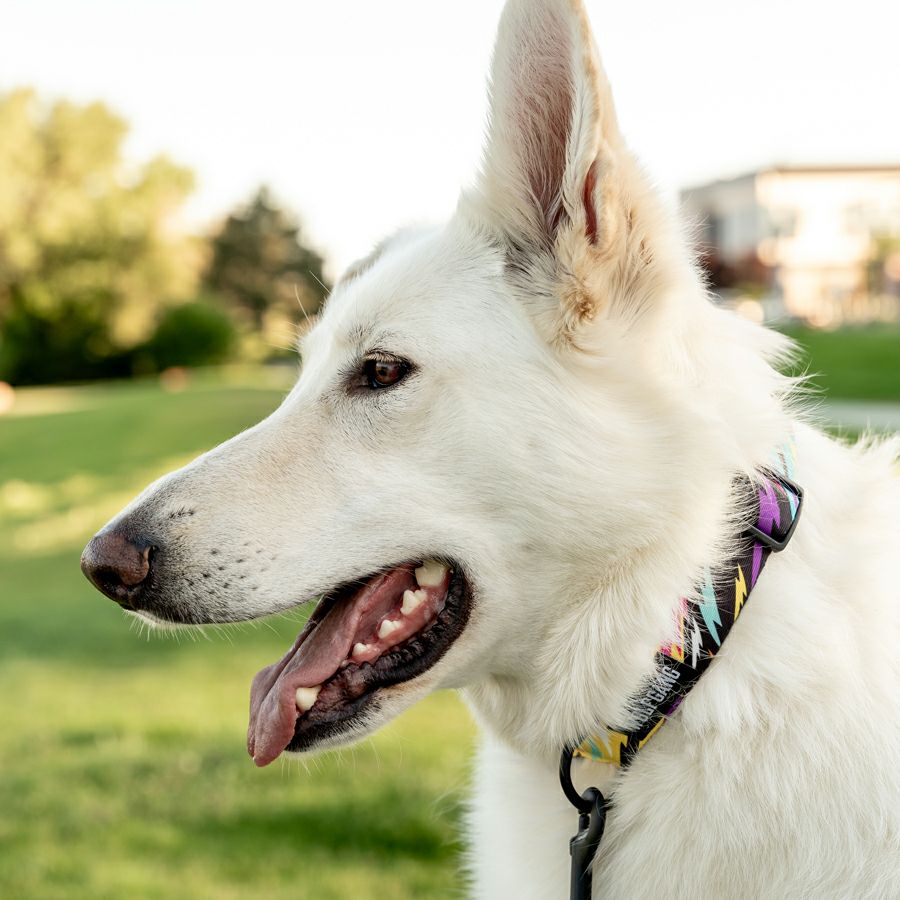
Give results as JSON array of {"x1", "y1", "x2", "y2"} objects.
[{"x1": 247, "y1": 559, "x2": 471, "y2": 766}]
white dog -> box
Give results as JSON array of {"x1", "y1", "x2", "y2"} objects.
[{"x1": 82, "y1": 0, "x2": 900, "y2": 896}]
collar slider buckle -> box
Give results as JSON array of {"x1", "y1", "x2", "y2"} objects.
[{"x1": 743, "y1": 471, "x2": 804, "y2": 552}]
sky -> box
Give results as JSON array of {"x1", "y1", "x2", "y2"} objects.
[{"x1": 3, "y1": 0, "x2": 899, "y2": 276}]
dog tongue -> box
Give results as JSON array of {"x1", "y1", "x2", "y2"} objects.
[{"x1": 247, "y1": 566, "x2": 415, "y2": 767}]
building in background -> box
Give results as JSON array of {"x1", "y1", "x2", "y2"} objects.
[{"x1": 681, "y1": 165, "x2": 900, "y2": 326}]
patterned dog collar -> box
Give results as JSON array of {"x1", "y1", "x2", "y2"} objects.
[{"x1": 573, "y1": 443, "x2": 804, "y2": 767}]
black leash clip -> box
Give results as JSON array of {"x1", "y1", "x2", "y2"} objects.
[{"x1": 560, "y1": 746, "x2": 608, "y2": 900}]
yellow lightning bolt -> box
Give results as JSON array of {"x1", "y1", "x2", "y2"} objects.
[
  {"x1": 637, "y1": 717, "x2": 665, "y2": 751},
  {"x1": 734, "y1": 565, "x2": 748, "y2": 619}
]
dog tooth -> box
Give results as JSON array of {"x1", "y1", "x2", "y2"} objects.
[
  {"x1": 415, "y1": 560, "x2": 448, "y2": 588},
  {"x1": 295, "y1": 685, "x2": 321, "y2": 713},
  {"x1": 352, "y1": 642, "x2": 370, "y2": 658},
  {"x1": 378, "y1": 618, "x2": 401, "y2": 639},
  {"x1": 401, "y1": 588, "x2": 427, "y2": 615}
]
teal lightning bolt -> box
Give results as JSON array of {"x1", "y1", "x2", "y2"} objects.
[{"x1": 698, "y1": 569, "x2": 722, "y2": 647}]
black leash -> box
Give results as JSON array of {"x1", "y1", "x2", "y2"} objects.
[{"x1": 559, "y1": 746, "x2": 608, "y2": 900}]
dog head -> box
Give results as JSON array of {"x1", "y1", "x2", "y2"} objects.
[{"x1": 82, "y1": 0, "x2": 790, "y2": 763}]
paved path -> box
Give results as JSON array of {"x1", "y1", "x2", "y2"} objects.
[{"x1": 822, "y1": 401, "x2": 900, "y2": 432}]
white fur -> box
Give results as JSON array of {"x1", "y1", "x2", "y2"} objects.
[{"x1": 95, "y1": 0, "x2": 900, "y2": 895}]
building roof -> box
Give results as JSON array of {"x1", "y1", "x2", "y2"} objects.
[{"x1": 681, "y1": 163, "x2": 900, "y2": 197}]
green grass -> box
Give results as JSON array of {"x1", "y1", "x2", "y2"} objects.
[
  {"x1": 0, "y1": 369, "x2": 475, "y2": 900},
  {"x1": 780, "y1": 324, "x2": 900, "y2": 401}
]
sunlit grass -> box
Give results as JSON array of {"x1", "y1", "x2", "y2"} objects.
[
  {"x1": 0, "y1": 369, "x2": 475, "y2": 900},
  {"x1": 4, "y1": 456, "x2": 193, "y2": 554},
  {"x1": 780, "y1": 324, "x2": 900, "y2": 402}
]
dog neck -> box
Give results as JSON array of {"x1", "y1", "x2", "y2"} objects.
[{"x1": 464, "y1": 423, "x2": 800, "y2": 763}]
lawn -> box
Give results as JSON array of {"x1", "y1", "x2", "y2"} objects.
[
  {"x1": 0, "y1": 368, "x2": 475, "y2": 900},
  {"x1": 780, "y1": 324, "x2": 900, "y2": 401}
]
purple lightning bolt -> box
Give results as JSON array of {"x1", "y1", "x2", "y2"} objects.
[{"x1": 751, "y1": 480, "x2": 781, "y2": 585}]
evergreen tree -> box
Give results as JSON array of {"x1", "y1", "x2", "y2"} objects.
[{"x1": 205, "y1": 187, "x2": 329, "y2": 334}]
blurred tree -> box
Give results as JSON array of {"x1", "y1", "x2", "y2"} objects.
[
  {"x1": 204, "y1": 187, "x2": 329, "y2": 347},
  {"x1": 0, "y1": 89, "x2": 201, "y2": 384}
]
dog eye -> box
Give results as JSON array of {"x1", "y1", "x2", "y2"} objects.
[{"x1": 363, "y1": 357, "x2": 409, "y2": 390}]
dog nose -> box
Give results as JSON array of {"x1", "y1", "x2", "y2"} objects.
[{"x1": 81, "y1": 530, "x2": 153, "y2": 605}]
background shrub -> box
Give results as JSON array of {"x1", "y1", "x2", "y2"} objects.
[{"x1": 140, "y1": 300, "x2": 236, "y2": 372}]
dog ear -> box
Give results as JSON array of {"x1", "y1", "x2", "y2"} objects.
[{"x1": 467, "y1": 0, "x2": 678, "y2": 342}]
